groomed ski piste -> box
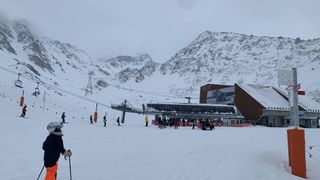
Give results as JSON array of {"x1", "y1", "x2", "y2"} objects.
[{"x1": 1, "y1": 71, "x2": 320, "y2": 180}]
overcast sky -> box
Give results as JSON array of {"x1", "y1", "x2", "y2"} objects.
[{"x1": 0, "y1": 0, "x2": 320, "y2": 62}]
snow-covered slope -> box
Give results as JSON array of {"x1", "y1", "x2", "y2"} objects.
[{"x1": 0, "y1": 79, "x2": 320, "y2": 180}]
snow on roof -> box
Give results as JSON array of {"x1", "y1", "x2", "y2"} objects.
[
  {"x1": 273, "y1": 87, "x2": 320, "y2": 110},
  {"x1": 298, "y1": 97, "x2": 320, "y2": 110},
  {"x1": 237, "y1": 83, "x2": 290, "y2": 108}
]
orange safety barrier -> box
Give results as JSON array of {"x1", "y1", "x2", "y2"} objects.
[
  {"x1": 19, "y1": 96, "x2": 24, "y2": 107},
  {"x1": 186, "y1": 121, "x2": 193, "y2": 126},
  {"x1": 93, "y1": 112, "x2": 98, "y2": 123},
  {"x1": 287, "y1": 128, "x2": 306, "y2": 178},
  {"x1": 213, "y1": 123, "x2": 223, "y2": 127}
]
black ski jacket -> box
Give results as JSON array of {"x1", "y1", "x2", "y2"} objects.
[{"x1": 42, "y1": 134, "x2": 66, "y2": 167}]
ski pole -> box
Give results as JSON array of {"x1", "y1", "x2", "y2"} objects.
[
  {"x1": 36, "y1": 165, "x2": 45, "y2": 180},
  {"x1": 69, "y1": 156, "x2": 72, "y2": 180}
]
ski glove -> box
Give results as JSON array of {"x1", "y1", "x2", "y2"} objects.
[{"x1": 63, "y1": 150, "x2": 72, "y2": 157}]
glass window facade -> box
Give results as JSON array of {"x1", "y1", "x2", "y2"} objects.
[{"x1": 147, "y1": 103, "x2": 236, "y2": 114}]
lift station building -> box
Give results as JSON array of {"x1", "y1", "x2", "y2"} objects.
[{"x1": 200, "y1": 83, "x2": 320, "y2": 128}]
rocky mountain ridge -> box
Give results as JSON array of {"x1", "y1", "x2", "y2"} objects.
[
  {"x1": 160, "y1": 31, "x2": 320, "y2": 101},
  {"x1": 99, "y1": 54, "x2": 160, "y2": 83},
  {"x1": 0, "y1": 18, "x2": 319, "y2": 105}
]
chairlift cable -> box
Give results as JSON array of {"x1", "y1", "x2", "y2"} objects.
[
  {"x1": 0, "y1": 64, "x2": 113, "y2": 109},
  {"x1": 108, "y1": 83, "x2": 199, "y2": 99}
]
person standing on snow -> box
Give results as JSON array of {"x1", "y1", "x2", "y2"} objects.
[
  {"x1": 174, "y1": 117, "x2": 179, "y2": 129},
  {"x1": 145, "y1": 115, "x2": 149, "y2": 127},
  {"x1": 103, "y1": 115, "x2": 107, "y2": 127},
  {"x1": 42, "y1": 122, "x2": 72, "y2": 180},
  {"x1": 20, "y1": 105, "x2": 27, "y2": 117},
  {"x1": 162, "y1": 116, "x2": 167, "y2": 128},
  {"x1": 61, "y1": 112, "x2": 66, "y2": 124},
  {"x1": 90, "y1": 115, "x2": 93, "y2": 124},
  {"x1": 158, "y1": 116, "x2": 162, "y2": 129},
  {"x1": 117, "y1": 117, "x2": 120, "y2": 126}
]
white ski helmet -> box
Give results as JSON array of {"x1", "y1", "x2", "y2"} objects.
[{"x1": 47, "y1": 122, "x2": 64, "y2": 135}]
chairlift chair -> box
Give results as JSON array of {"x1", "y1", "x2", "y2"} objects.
[
  {"x1": 14, "y1": 73, "x2": 23, "y2": 88},
  {"x1": 32, "y1": 82, "x2": 40, "y2": 96}
]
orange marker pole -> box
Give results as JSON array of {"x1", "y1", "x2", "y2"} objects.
[
  {"x1": 287, "y1": 128, "x2": 306, "y2": 178},
  {"x1": 93, "y1": 103, "x2": 98, "y2": 123},
  {"x1": 19, "y1": 90, "x2": 24, "y2": 107}
]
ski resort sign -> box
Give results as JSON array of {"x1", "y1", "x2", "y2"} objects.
[{"x1": 278, "y1": 69, "x2": 294, "y2": 86}]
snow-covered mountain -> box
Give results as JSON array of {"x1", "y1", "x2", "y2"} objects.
[
  {"x1": 99, "y1": 54, "x2": 160, "y2": 83},
  {"x1": 0, "y1": 18, "x2": 113, "y2": 93},
  {"x1": 1, "y1": 18, "x2": 320, "y2": 107},
  {"x1": 159, "y1": 31, "x2": 320, "y2": 103}
]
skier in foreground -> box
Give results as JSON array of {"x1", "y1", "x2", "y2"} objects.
[{"x1": 42, "y1": 122, "x2": 72, "y2": 180}]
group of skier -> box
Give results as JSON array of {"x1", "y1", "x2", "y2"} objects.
[
  {"x1": 89, "y1": 114, "x2": 120, "y2": 126},
  {"x1": 20, "y1": 105, "x2": 215, "y2": 131},
  {"x1": 18, "y1": 104, "x2": 216, "y2": 180},
  {"x1": 88, "y1": 113, "x2": 122, "y2": 127},
  {"x1": 19, "y1": 106, "x2": 70, "y2": 179},
  {"x1": 153, "y1": 115, "x2": 179, "y2": 129},
  {"x1": 19, "y1": 102, "x2": 218, "y2": 180},
  {"x1": 150, "y1": 115, "x2": 215, "y2": 131},
  {"x1": 20, "y1": 104, "x2": 122, "y2": 127}
]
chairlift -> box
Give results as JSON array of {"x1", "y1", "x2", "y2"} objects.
[
  {"x1": 32, "y1": 82, "x2": 40, "y2": 96},
  {"x1": 14, "y1": 73, "x2": 23, "y2": 88}
]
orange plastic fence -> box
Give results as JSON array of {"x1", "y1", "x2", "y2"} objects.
[
  {"x1": 287, "y1": 129, "x2": 306, "y2": 178},
  {"x1": 186, "y1": 121, "x2": 193, "y2": 126},
  {"x1": 213, "y1": 123, "x2": 223, "y2": 127}
]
